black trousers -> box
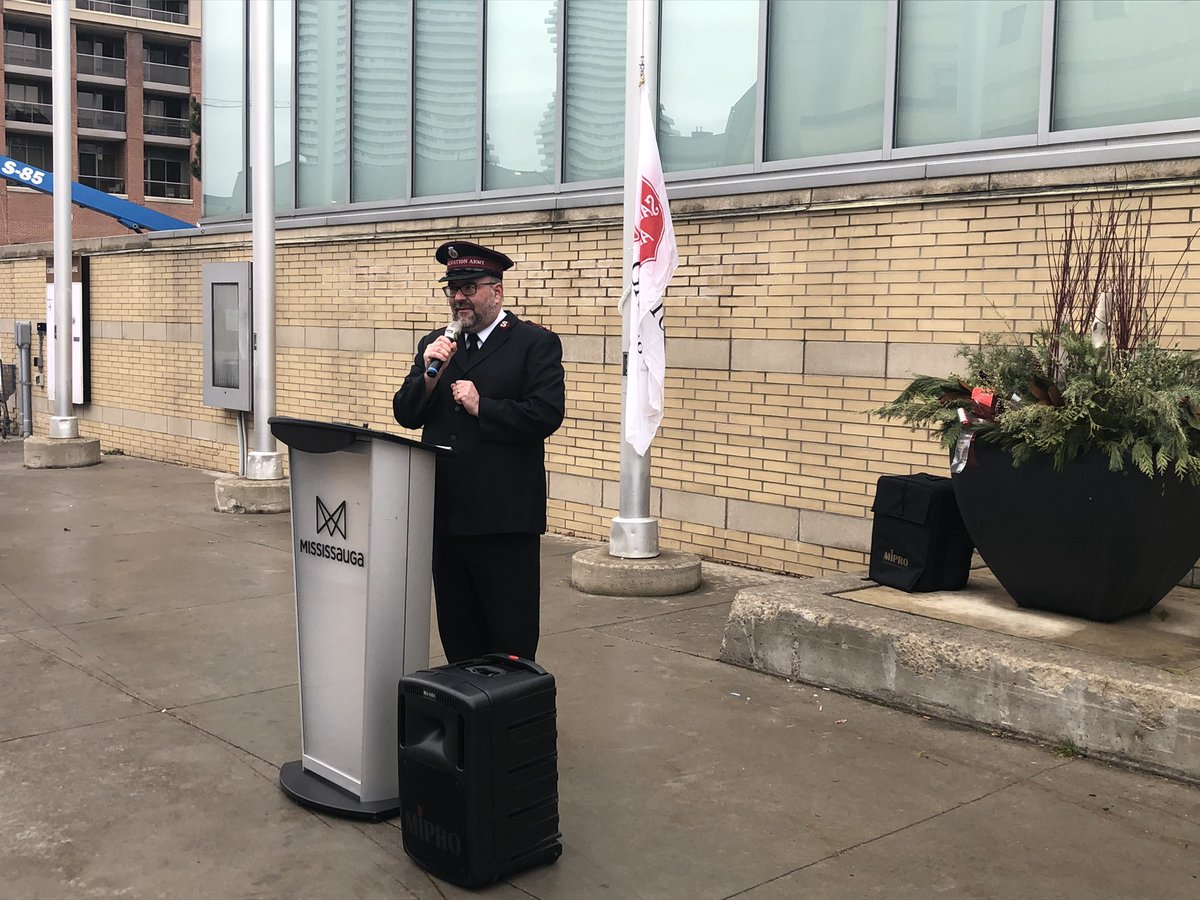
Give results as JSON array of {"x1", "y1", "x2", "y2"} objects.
[{"x1": 432, "y1": 532, "x2": 541, "y2": 664}]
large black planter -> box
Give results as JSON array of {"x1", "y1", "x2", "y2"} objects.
[{"x1": 951, "y1": 440, "x2": 1200, "y2": 622}]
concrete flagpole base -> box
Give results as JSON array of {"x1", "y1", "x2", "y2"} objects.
[
  {"x1": 570, "y1": 547, "x2": 702, "y2": 597},
  {"x1": 214, "y1": 474, "x2": 290, "y2": 514},
  {"x1": 23, "y1": 435, "x2": 102, "y2": 469}
]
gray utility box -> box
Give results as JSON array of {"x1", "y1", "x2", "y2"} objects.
[{"x1": 270, "y1": 416, "x2": 448, "y2": 821}]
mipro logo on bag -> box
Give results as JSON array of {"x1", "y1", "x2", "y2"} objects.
[{"x1": 883, "y1": 549, "x2": 910, "y2": 567}]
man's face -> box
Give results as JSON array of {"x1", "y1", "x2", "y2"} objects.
[{"x1": 446, "y1": 278, "x2": 503, "y2": 333}]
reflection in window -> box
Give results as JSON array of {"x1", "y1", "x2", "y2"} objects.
[
  {"x1": 563, "y1": 0, "x2": 625, "y2": 182},
  {"x1": 766, "y1": 0, "x2": 887, "y2": 161},
  {"x1": 413, "y1": 0, "x2": 478, "y2": 196},
  {"x1": 296, "y1": 0, "x2": 349, "y2": 208},
  {"x1": 352, "y1": 0, "x2": 409, "y2": 202},
  {"x1": 201, "y1": 0, "x2": 245, "y2": 216},
  {"x1": 1054, "y1": 0, "x2": 1200, "y2": 131},
  {"x1": 896, "y1": 0, "x2": 1041, "y2": 147},
  {"x1": 658, "y1": 0, "x2": 758, "y2": 173},
  {"x1": 484, "y1": 0, "x2": 557, "y2": 190},
  {"x1": 274, "y1": 1, "x2": 294, "y2": 211}
]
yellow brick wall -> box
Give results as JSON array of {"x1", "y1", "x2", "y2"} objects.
[{"x1": 4, "y1": 171, "x2": 1199, "y2": 575}]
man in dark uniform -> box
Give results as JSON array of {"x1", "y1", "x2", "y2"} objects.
[{"x1": 394, "y1": 240, "x2": 565, "y2": 663}]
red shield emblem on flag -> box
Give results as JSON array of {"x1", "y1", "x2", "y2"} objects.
[{"x1": 634, "y1": 177, "x2": 666, "y2": 266}]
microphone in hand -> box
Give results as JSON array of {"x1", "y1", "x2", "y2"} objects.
[{"x1": 425, "y1": 321, "x2": 463, "y2": 377}]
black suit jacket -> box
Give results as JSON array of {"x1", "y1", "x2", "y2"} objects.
[{"x1": 393, "y1": 312, "x2": 565, "y2": 536}]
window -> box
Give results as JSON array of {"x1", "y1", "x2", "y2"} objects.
[
  {"x1": 1053, "y1": 0, "x2": 1200, "y2": 131},
  {"x1": 202, "y1": 0, "x2": 246, "y2": 216},
  {"x1": 296, "y1": 0, "x2": 349, "y2": 208},
  {"x1": 484, "y1": 0, "x2": 557, "y2": 190},
  {"x1": 145, "y1": 148, "x2": 191, "y2": 199},
  {"x1": 79, "y1": 140, "x2": 123, "y2": 193},
  {"x1": 5, "y1": 24, "x2": 50, "y2": 48},
  {"x1": 563, "y1": 0, "x2": 625, "y2": 183},
  {"x1": 5, "y1": 79, "x2": 51, "y2": 124},
  {"x1": 896, "y1": 0, "x2": 1042, "y2": 147},
  {"x1": 7, "y1": 134, "x2": 52, "y2": 171},
  {"x1": 351, "y1": 0, "x2": 409, "y2": 203},
  {"x1": 412, "y1": 0, "x2": 478, "y2": 197},
  {"x1": 766, "y1": 0, "x2": 887, "y2": 161},
  {"x1": 78, "y1": 90, "x2": 125, "y2": 112},
  {"x1": 658, "y1": 0, "x2": 759, "y2": 172},
  {"x1": 78, "y1": 33, "x2": 125, "y2": 59},
  {"x1": 144, "y1": 42, "x2": 188, "y2": 67}
]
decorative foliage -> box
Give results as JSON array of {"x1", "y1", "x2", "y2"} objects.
[{"x1": 876, "y1": 196, "x2": 1200, "y2": 481}]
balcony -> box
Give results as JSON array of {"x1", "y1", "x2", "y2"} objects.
[
  {"x1": 78, "y1": 53, "x2": 125, "y2": 79},
  {"x1": 5, "y1": 100, "x2": 52, "y2": 126},
  {"x1": 75, "y1": 1, "x2": 189, "y2": 26},
  {"x1": 144, "y1": 61, "x2": 189, "y2": 87},
  {"x1": 78, "y1": 107, "x2": 126, "y2": 132},
  {"x1": 4, "y1": 44, "x2": 51, "y2": 70},
  {"x1": 145, "y1": 179, "x2": 190, "y2": 200},
  {"x1": 78, "y1": 174, "x2": 124, "y2": 194},
  {"x1": 144, "y1": 114, "x2": 189, "y2": 138}
]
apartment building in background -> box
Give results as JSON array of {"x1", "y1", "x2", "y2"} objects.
[{"x1": 0, "y1": 0, "x2": 200, "y2": 244}]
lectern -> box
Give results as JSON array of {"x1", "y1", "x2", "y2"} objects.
[{"x1": 269, "y1": 417, "x2": 446, "y2": 821}]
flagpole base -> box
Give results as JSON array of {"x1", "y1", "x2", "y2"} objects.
[
  {"x1": 609, "y1": 516, "x2": 659, "y2": 559},
  {"x1": 571, "y1": 545, "x2": 702, "y2": 597}
]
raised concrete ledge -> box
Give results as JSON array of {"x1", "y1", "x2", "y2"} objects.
[
  {"x1": 214, "y1": 475, "x2": 290, "y2": 514},
  {"x1": 720, "y1": 574, "x2": 1200, "y2": 785},
  {"x1": 571, "y1": 548, "x2": 702, "y2": 597}
]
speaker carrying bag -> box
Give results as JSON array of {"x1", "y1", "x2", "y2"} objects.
[{"x1": 869, "y1": 473, "x2": 973, "y2": 592}]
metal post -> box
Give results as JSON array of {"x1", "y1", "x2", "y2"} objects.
[
  {"x1": 246, "y1": 0, "x2": 283, "y2": 481},
  {"x1": 16, "y1": 322, "x2": 33, "y2": 437},
  {"x1": 49, "y1": 0, "x2": 77, "y2": 440},
  {"x1": 610, "y1": 0, "x2": 660, "y2": 559}
]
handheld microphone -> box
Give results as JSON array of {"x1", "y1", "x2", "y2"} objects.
[{"x1": 425, "y1": 321, "x2": 463, "y2": 377}]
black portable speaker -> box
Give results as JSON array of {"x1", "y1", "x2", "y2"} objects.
[
  {"x1": 869, "y1": 473, "x2": 974, "y2": 591},
  {"x1": 397, "y1": 654, "x2": 561, "y2": 888}
]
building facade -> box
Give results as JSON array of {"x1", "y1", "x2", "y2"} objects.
[
  {"x1": 2, "y1": 0, "x2": 1199, "y2": 578},
  {"x1": 0, "y1": 0, "x2": 200, "y2": 244}
]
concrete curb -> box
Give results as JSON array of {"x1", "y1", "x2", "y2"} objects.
[{"x1": 720, "y1": 573, "x2": 1200, "y2": 785}]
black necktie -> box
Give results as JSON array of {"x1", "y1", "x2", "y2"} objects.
[{"x1": 464, "y1": 333, "x2": 479, "y2": 355}]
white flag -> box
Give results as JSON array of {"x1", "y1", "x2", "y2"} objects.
[{"x1": 626, "y1": 82, "x2": 677, "y2": 456}]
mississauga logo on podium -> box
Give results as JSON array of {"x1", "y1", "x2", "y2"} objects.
[{"x1": 298, "y1": 495, "x2": 365, "y2": 567}]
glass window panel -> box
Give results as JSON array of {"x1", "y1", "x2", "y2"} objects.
[
  {"x1": 563, "y1": 0, "x2": 625, "y2": 182},
  {"x1": 766, "y1": 0, "x2": 887, "y2": 161},
  {"x1": 413, "y1": 0, "x2": 478, "y2": 197},
  {"x1": 202, "y1": 0, "x2": 246, "y2": 216},
  {"x1": 274, "y1": 0, "x2": 294, "y2": 211},
  {"x1": 896, "y1": 0, "x2": 1041, "y2": 148},
  {"x1": 352, "y1": 0, "x2": 410, "y2": 202},
  {"x1": 1054, "y1": 0, "x2": 1200, "y2": 131},
  {"x1": 658, "y1": 0, "x2": 758, "y2": 173},
  {"x1": 484, "y1": 0, "x2": 557, "y2": 190},
  {"x1": 247, "y1": 0, "x2": 294, "y2": 213},
  {"x1": 296, "y1": 0, "x2": 349, "y2": 208}
]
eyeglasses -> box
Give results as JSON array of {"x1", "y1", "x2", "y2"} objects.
[{"x1": 442, "y1": 280, "x2": 498, "y2": 299}]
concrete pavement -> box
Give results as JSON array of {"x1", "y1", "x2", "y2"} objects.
[{"x1": 2, "y1": 437, "x2": 1199, "y2": 899}]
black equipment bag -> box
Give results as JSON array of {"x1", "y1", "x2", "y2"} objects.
[
  {"x1": 398, "y1": 654, "x2": 561, "y2": 888},
  {"x1": 869, "y1": 473, "x2": 974, "y2": 592}
]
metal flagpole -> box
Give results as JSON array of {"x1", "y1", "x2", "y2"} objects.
[
  {"x1": 610, "y1": 0, "x2": 659, "y2": 559},
  {"x1": 49, "y1": 0, "x2": 77, "y2": 440},
  {"x1": 247, "y1": 0, "x2": 283, "y2": 481}
]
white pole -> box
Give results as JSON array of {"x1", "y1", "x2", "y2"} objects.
[
  {"x1": 49, "y1": 0, "x2": 77, "y2": 439},
  {"x1": 247, "y1": 0, "x2": 283, "y2": 480},
  {"x1": 610, "y1": 0, "x2": 659, "y2": 559}
]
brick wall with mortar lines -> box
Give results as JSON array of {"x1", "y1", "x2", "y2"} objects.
[{"x1": 4, "y1": 169, "x2": 1200, "y2": 576}]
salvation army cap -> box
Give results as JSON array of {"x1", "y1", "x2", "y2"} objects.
[{"x1": 435, "y1": 240, "x2": 515, "y2": 282}]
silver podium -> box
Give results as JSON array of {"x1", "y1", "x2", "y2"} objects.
[{"x1": 269, "y1": 417, "x2": 446, "y2": 821}]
